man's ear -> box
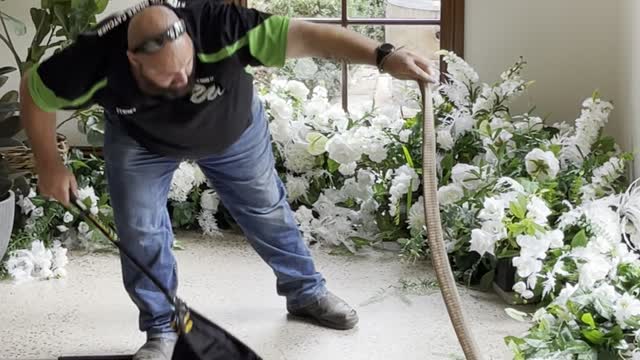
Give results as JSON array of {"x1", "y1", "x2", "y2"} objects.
[{"x1": 127, "y1": 50, "x2": 140, "y2": 67}]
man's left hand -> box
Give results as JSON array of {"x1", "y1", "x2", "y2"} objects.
[{"x1": 381, "y1": 49, "x2": 438, "y2": 84}]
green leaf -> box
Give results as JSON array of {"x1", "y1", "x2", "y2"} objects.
[
  {"x1": 0, "y1": 11, "x2": 27, "y2": 36},
  {"x1": 509, "y1": 199, "x2": 526, "y2": 220},
  {"x1": 95, "y1": 0, "x2": 109, "y2": 14},
  {"x1": 581, "y1": 328, "x2": 605, "y2": 345},
  {"x1": 29, "y1": 8, "x2": 51, "y2": 47},
  {"x1": 402, "y1": 145, "x2": 414, "y2": 168},
  {"x1": 571, "y1": 230, "x2": 588, "y2": 248},
  {"x1": 0, "y1": 115, "x2": 21, "y2": 138},
  {"x1": 0, "y1": 90, "x2": 18, "y2": 104},
  {"x1": 479, "y1": 269, "x2": 495, "y2": 290},
  {"x1": 580, "y1": 313, "x2": 596, "y2": 328},
  {"x1": 0, "y1": 66, "x2": 16, "y2": 77},
  {"x1": 327, "y1": 158, "x2": 340, "y2": 173},
  {"x1": 0, "y1": 76, "x2": 7, "y2": 89}
]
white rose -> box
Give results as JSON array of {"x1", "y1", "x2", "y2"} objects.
[
  {"x1": 77, "y1": 186, "x2": 100, "y2": 215},
  {"x1": 63, "y1": 211, "x2": 74, "y2": 223},
  {"x1": 200, "y1": 190, "x2": 220, "y2": 212},
  {"x1": 437, "y1": 184, "x2": 464, "y2": 205},
  {"x1": 326, "y1": 135, "x2": 361, "y2": 164},
  {"x1": 451, "y1": 164, "x2": 482, "y2": 190},
  {"x1": 32, "y1": 207, "x2": 44, "y2": 219},
  {"x1": 268, "y1": 97, "x2": 293, "y2": 121},
  {"x1": 78, "y1": 222, "x2": 90, "y2": 234},
  {"x1": 437, "y1": 129, "x2": 454, "y2": 150},
  {"x1": 525, "y1": 148, "x2": 560, "y2": 180},
  {"x1": 399, "y1": 129, "x2": 412, "y2": 143},
  {"x1": 339, "y1": 162, "x2": 357, "y2": 176},
  {"x1": 286, "y1": 80, "x2": 310, "y2": 100}
]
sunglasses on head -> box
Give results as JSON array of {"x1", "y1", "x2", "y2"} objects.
[{"x1": 132, "y1": 19, "x2": 187, "y2": 54}]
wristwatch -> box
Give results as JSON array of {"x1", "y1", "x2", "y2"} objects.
[{"x1": 375, "y1": 43, "x2": 396, "y2": 72}]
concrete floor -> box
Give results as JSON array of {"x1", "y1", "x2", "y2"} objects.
[{"x1": 0, "y1": 231, "x2": 530, "y2": 360}]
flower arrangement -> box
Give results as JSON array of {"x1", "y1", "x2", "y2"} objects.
[{"x1": 3, "y1": 50, "x2": 640, "y2": 357}]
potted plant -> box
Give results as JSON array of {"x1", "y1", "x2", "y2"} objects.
[{"x1": 0, "y1": 155, "x2": 14, "y2": 261}]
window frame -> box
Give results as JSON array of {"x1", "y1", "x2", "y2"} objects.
[{"x1": 231, "y1": 0, "x2": 465, "y2": 111}]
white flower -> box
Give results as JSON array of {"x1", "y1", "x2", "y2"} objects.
[
  {"x1": 512, "y1": 256, "x2": 543, "y2": 278},
  {"x1": 399, "y1": 129, "x2": 412, "y2": 143},
  {"x1": 293, "y1": 58, "x2": 318, "y2": 79},
  {"x1": 78, "y1": 222, "x2": 90, "y2": 234},
  {"x1": 437, "y1": 129, "x2": 454, "y2": 150},
  {"x1": 592, "y1": 284, "x2": 620, "y2": 320},
  {"x1": 527, "y1": 196, "x2": 551, "y2": 225},
  {"x1": 452, "y1": 110, "x2": 475, "y2": 137},
  {"x1": 268, "y1": 96, "x2": 293, "y2": 121},
  {"x1": 388, "y1": 165, "x2": 420, "y2": 216},
  {"x1": 294, "y1": 206, "x2": 316, "y2": 243},
  {"x1": 437, "y1": 184, "x2": 464, "y2": 205},
  {"x1": 197, "y1": 210, "x2": 222, "y2": 238},
  {"x1": 57, "y1": 225, "x2": 69, "y2": 233},
  {"x1": 478, "y1": 197, "x2": 505, "y2": 221},
  {"x1": 451, "y1": 164, "x2": 482, "y2": 190},
  {"x1": 326, "y1": 135, "x2": 361, "y2": 165},
  {"x1": 286, "y1": 80, "x2": 310, "y2": 100},
  {"x1": 513, "y1": 281, "x2": 527, "y2": 294},
  {"x1": 481, "y1": 220, "x2": 507, "y2": 241},
  {"x1": 51, "y1": 241, "x2": 68, "y2": 278},
  {"x1": 306, "y1": 132, "x2": 328, "y2": 156},
  {"x1": 525, "y1": 148, "x2": 560, "y2": 180},
  {"x1": 555, "y1": 283, "x2": 578, "y2": 306},
  {"x1": 192, "y1": 165, "x2": 208, "y2": 187},
  {"x1": 284, "y1": 143, "x2": 317, "y2": 173},
  {"x1": 615, "y1": 293, "x2": 640, "y2": 328},
  {"x1": 469, "y1": 229, "x2": 496, "y2": 256},
  {"x1": 408, "y1": 197, "x2": 426, "y2": 235},
  {"x1": 200, "y1": 190, "x2": 220, "y2": 212},
  {"x1": 517, "y1": 235, "x2": 551, "y2": 260},
  {"x1": 285, "y1": 174, "x2": 309, "y2": 202},
  {"x1": 77, "y1": 186, "x2": 100, "y2": 215},
  {"x1": 32, "y1": 207, "x2": 44, "y2": 219},
  {"x1": 578, "y1": 252, "x2": 611, "y2": 288},
  {"x1": 63, "y1": 211, "x2": 74, "y2": 223},
  {"x1": 338, "y1": 162, "x2": 357, "y2": 176},
  {"x1": 18, "y1": 196, "x2": 36, "y2": 215},
  {"x1": 169, "y1": 162, "x2": 197, "y2": 202},
  {"x1": 545, "y1": 229, "x2": 565, "y2": 249}
]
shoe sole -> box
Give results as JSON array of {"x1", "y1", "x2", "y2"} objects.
[{"x1": 287, "y1": 313, "x2": 359, "y2": 330}]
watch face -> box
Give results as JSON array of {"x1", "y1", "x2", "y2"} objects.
[{"x1": 380, "y1": 43, "x2": 394, "y2": 52}]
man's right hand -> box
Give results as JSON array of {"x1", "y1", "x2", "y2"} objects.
[{"x1": 36, "y1": 160, "x2": 79, "y2": 207}]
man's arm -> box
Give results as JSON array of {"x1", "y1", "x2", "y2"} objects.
[
  {"x1": 285, "y1": 20, "x2": 437, "y2": 83},
  {"x1": 19, "y1": 72, "x2": 79, "y2": 206}
]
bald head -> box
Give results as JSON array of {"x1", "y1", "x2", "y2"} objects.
[
  {"x1": 128, "y1": 5, "x2": 181, "y2": 51},
  {"x1": 126, "y1": 5, "x2": 195, "y2": 99}
]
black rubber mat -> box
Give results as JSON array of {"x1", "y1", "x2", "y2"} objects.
[{"x1": 58, "y1": 356, "x2": 133, "y2": 360}]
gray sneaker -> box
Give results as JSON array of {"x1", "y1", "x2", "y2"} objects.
[
  {"x1": 288, "y1": 291, "x2": 359, "y2": 330},
  {"x1": 133, "y1": 337, "x2": 177, "y2": 360}
]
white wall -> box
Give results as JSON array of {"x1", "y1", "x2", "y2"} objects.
[
  {"x1": 618, "y1": 0, "x2": 640, "y2": 176},
  {"x1": 465, "y1": 0, "x2": 628, "y2": 155}
]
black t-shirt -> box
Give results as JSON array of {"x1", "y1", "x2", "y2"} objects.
[{"x1": 27, "y1": 0, "x2": 290, "y2": 159}]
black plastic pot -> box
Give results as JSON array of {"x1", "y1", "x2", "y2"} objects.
[{"x1": 494, "y1": 257, "x2": 517, "y2": 292}]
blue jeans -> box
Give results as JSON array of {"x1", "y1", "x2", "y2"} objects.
[{"x1": 103, "y1": 96, "x2": 327, "y2": 339}]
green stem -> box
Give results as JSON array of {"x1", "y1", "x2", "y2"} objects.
[
  {"x1": 56, "y1": 112, "x2": 78, "y2": 130},
  {"x1": 0, "y1": 34, "x2": 21, "y2": 76}
]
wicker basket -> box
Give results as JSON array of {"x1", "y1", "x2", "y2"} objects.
[{"x1": 0, "y1": 134, "x2": 70, "y2": 175}]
